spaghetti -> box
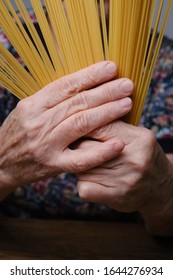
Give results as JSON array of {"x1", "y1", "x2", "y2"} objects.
[{"x1": 0, "y1": 0, "x2": 172, "y2": 124}]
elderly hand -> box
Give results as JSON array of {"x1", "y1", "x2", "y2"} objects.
[
  {"x1": 0, "y1": 61, "x2": 133, "y2": 199},
  {"x1": 77, "y1": 121, "x2": 173, "y2": 235}
]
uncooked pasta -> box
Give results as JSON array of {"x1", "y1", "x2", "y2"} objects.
[{"x1": 0, "y1": 0, "x2": 172, "y2": 124}]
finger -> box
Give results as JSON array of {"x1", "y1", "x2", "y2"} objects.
[
  {"x1": 77, "y1": 179, "x2": 128, "y2": 212},
  {"x1": 71, "y1": 139, "x2": 100, "y2": 150},
  {"x1": 32, "y1": 61, "x2": 118, "y2": 108},
  {"x1": 44, "y1": 78, "x2": 134, "y2": 129},
  {"x1": 77, "y1": 180, "x2": 113, "y2": 204},
  {"x1": 55, "y1": 97, "x2": 132, "y2": 147},
  {"x1": 70, "y1": 140, "x2": 123, "y2": 169},
  {"x1": 87, "y1": 121, "x2": 138, "y2": 144},
  {"x1": 59, "y1": 139, "x2": 124, "y2": 173}
]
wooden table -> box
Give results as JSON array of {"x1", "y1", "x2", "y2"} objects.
[{"x1": 0, "y1": 218, "x2": 173, "y2": 260}]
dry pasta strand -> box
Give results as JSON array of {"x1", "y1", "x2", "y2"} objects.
[{"x1": 0, "y1": 0, "x2": 172, "y2": 125}]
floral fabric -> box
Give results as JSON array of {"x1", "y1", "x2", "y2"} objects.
[{"x1": 140, "y1": 36, "x2": 173, "y2": 138}]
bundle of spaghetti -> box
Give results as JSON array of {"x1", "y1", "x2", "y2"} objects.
[{"x1": 0, "y1": 0, "x2": 172, "y2": 125}]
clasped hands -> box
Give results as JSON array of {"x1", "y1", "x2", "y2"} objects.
[
  {"x1": 0, "y1": 61, "x2": 132, "y2": 195},
  {"x1": 0, "y1": 61, "x2": 173, "y2": 235}
]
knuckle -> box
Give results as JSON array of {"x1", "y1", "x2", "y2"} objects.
[
  {"x1": 85, "y1": 62, "x2": 116, "y2": 84},
  {"x1": 139, "y1": 128, "x2": 156, "y2": 165},
  {"x1": 85, "y1": 70, "x2": 99, "y2": 84},
  {"x1": 69, "y1": 91, "x2": 89, "y2": 111},
  {"x1": 81, "y1": 65, "x2": 101, "y2": 85},
  {"x1": 102, "y1": 83, "x2": 115, "y2": 101},
  {"x1": 93, "y1": 123, "x2": 112, "y2": 139},
  {"x1": 142, "y1": 128, "x2": 156, "y2": 148},
  {"x1": 133, "y1": 157, "x2": 149, "y2": 180},
  {"x1": 73, "y1": 112, "x2": 89, "y2": 135},
  {"x1": 16, "y1": 97, "x2": 33, "y2": 114},
  {"x1": 57, "y1": 75, "x2": 80, "y2": 97},
  {"x1": 101, "y1": 103, "x2": 114, "y2": 119},
  {"x1": 14, "y1": 105, "x2": 32, "y2": 133},
  {"x1": 72, "y1": 156, "x2": 89, "y2": 173},
  {"x1": 131, "y1": 155, "x2": 147, "y2": 176},
  {"x1": 129, "y1": 127, "x2": 157, "y2": 172},
  {"x1": 15, "y1": 100, "x2": 24, "y2": 113},
  {"x1": 78, "y1": 91, "x2": 90, "y2": 107}
]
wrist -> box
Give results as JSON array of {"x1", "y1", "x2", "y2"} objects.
[
  {"x1": 140, "y1": 160, "x2": 173, "y2": 236},
  {"x1": 141, "y1": 199, "x2": 173, "y2": 236}
]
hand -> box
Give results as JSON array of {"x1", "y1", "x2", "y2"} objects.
[
  {"x1": 77, "y1": 121, "x2": 173, "y2": 235},
  {"x1": 0, "y1": 61, "x2": 133, "y2": 199}
]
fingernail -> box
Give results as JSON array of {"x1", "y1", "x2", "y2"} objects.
[
  {"x1": 121, "y1": 79, "x2": 134, "y2": 92},
  {"x1": 104, "y1": 61, "x2": 117, "y2": 74},
  {"x1": 119, "y1": 97, "x2": 132, "y2": 107}
]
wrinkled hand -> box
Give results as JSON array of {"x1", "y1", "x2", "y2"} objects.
[
  {"x1": 0, "y1": 61, "x2": 133, "y2": 197},
  {"x1": 77, "y1": 121, "x2": 173, "y2": 233}
]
